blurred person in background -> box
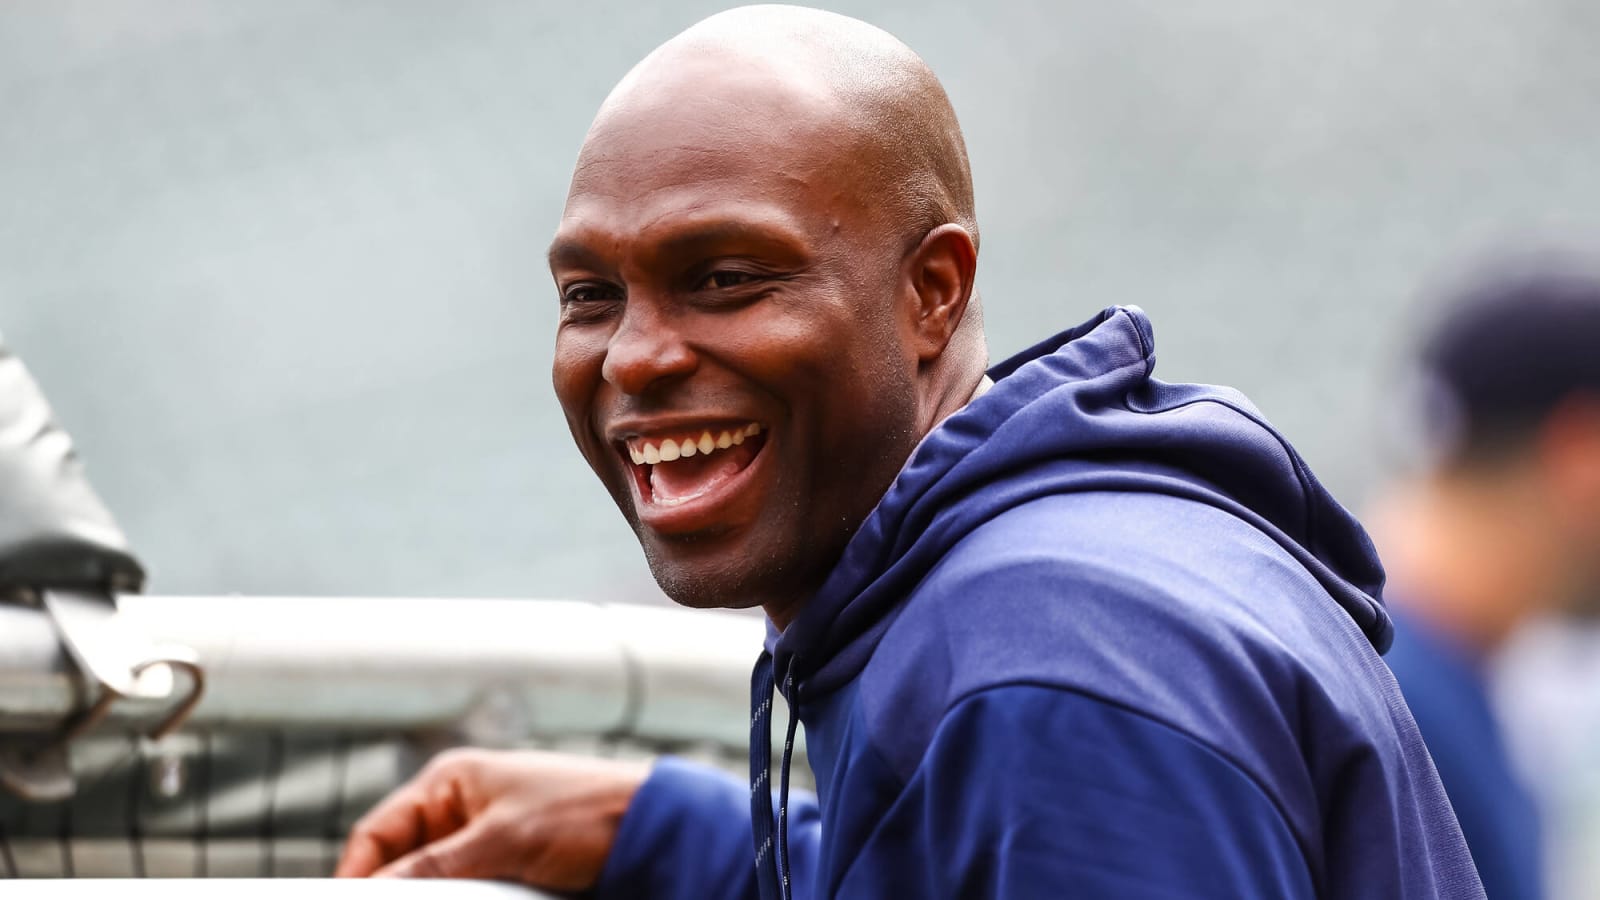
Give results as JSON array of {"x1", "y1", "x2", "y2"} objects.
[{"x1": 1372, "y1": 258, "x2": 1600, "y2": 900}]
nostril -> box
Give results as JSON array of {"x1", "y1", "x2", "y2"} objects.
[
  {"x1": 601, "y1": 323, "x2": 698, "y2": 395},
  {"x1": 603, "y1": 358, "x2": 697, "y2": 395}
]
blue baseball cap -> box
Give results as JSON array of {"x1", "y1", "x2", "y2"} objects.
[{"x1": 1413, "y1": 256, "x2": 1600, "y2": 463}]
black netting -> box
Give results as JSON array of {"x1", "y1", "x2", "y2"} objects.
[
  {"x1": 0, "y1": 727, "x2": 751, "y2": 878},
  {"x1": 0, "y1": 728, "x2": 404, "y2": 878}
]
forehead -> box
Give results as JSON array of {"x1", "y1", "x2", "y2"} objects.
[{"x1": 554, "y1": 64, "x2": 870, "y2": 257}]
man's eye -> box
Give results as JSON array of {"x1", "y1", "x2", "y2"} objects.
[
  {"x1": 699, "y1": 270, "x2": 759, "y2": 290},
  {"x1": 562, "y1": 283, "x2": 621, "y2": 304}
]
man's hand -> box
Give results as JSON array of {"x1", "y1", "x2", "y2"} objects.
[{"x1": 335, "y1": 747, "x2": 651, "y2": 890}]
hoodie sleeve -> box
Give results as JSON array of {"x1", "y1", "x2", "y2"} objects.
[
  {"x1": 856, "y1": 684, "x2": 1316, "y2": 899},
  {"x1": 593, "y1": 756, "x2": 822, "y2": 900}
]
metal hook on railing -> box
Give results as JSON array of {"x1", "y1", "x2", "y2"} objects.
[
  {"x1": 57, "y1": 648, "x2": 206, "y2": 747},
  {"x1": 0, "y1": 591, "x2": 204, "y2": 802}
]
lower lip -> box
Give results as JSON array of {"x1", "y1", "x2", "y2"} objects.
[{"x1": 626, "y1": 433, "x2": 771, "y2": 536}]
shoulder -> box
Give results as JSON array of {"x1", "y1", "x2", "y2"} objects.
[
  {"x1": 867, "y1": 490, "x2": 1364, "y2": 711},
  {"x1": 891, "y1": 682, "x2": 1317, "y2": 899},
  {"x1": 856, "y1": 491, "x2": 1402, "y2": 851}
]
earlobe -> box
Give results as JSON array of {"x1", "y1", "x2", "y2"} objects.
[{"x1": 906, "y1": 224, "x2": 978, "y2": 361}]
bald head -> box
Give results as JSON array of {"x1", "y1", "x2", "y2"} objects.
[
  {"x1": 551, "y1": 7, "x2": 987, "y2": 619},
  {"x1": 576, "y1": 5, "x2": 978, "y2": 254}
]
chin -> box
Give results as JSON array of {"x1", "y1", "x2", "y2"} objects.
[
  {"x1": 646, "y1": 553, "x2": 766, "y2": 611},
  {"x1": 639, "y1": 537, "x2": 798, "y2": 615}
]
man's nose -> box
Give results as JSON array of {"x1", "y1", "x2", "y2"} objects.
[{"x1": 601, "y1": 302, "x2": 698, "y2": 395}]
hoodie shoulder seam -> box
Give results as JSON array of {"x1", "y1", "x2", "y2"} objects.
[{"x1": 1128, "y1": 392, "x2": 1322, "y2": 560}]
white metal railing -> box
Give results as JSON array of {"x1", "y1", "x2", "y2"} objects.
[
  {"x1": 0, "y1": 595, "x2": 765, "y2": 747},
  {"x1": 1, "y1": 594, "x2": 781, "y2": 879}
]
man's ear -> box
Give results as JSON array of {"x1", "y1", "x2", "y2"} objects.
[
  {"x1": 1540, "y1": 396, "x2": 1600, "y2": 526},
  {"x1": 903, "y1": 224, "x2": 978, "y2": 362}
]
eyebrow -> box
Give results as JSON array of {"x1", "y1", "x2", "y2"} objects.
[
  {"x1": 547, "y1": 217, "x2": 812, "y2": 270},
  {"x1": 546, "y1": 237, "x2": 606, "y2": 271}
]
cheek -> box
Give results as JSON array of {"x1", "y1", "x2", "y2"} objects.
[
  {"x1": 551, "y1": 329, "x2": 617, "y2": 472},
  {"x1": 766, "y1": 323, "x2": 920, "y2": 473},
  {"x1": 551, "y1": 329, "x2": 607, "y2": 415},
  {"x1": 749, "y1": 278, "x2": 912, "y2": 379}
]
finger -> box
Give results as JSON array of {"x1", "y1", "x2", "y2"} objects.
[
  {"x1": 334, "y1": 831, "x2": 391, "y2": 879},
  {"x1": 373, "y1": 816, "x2": 505, "y2": 880},
  {"x1": 336, "y1": 781, "x2": 448, "y2": 878}
]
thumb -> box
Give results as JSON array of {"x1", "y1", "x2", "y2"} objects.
[{"x1": 374, "y1": 818, "x2": 507, "y2": 880}]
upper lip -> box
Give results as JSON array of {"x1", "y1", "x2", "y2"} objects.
[{"x1": 603, "y1": 415, "x2": 764, "y2": 443}]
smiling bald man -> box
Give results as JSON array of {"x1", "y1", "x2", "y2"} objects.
[{"x1": 338, "y1": 7, "x2": 1484, "y2": 898}]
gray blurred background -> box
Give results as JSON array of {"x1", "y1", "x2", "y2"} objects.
[{"x1": 2, "y1": 0, "x2": 1598, "y2": 598}]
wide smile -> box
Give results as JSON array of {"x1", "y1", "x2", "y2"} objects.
[{"x1": 613, "y1": 420, "x2": 771, "y2": 534}]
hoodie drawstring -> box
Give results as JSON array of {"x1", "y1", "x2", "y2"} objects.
[
  {"x1": 750, "y1": 651, "x2": 801, "y2": 900},
  {"x1": 777, "y1": 666, "x2": 800, "y2": 900},
  {"x1": 750, "y1": 651, "x2": 782, "y2": 900}
]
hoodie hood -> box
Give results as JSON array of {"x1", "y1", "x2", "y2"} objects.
[{"x1": 771, "y1": 305, "x2": 1388, "y2": 696}]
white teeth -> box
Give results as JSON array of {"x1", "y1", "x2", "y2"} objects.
[{"x1": 628, "y1": 423, "x2": 763, "y2": 466}]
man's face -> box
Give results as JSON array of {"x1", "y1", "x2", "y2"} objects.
[{"x1": 549, "y1": 72, "x2": 924, "y2": 618}]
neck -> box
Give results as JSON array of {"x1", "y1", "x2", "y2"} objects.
[
  {"x1": 1374, "y1": 476, "x2": 1559, "y2": 654},
  {"x1": 763, "y1": 366, "x2": 993, "y2": 632},
  {"x1": 919, "y1": 354, "x2": 991, "y2": 436},
  {"x1": 764, "y1": 594, "x2": 806, "y2": 631}
]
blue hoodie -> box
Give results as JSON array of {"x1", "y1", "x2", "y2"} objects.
[{"x1": 596, "y1": 306, "x2": 1485, "y2": 899}]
